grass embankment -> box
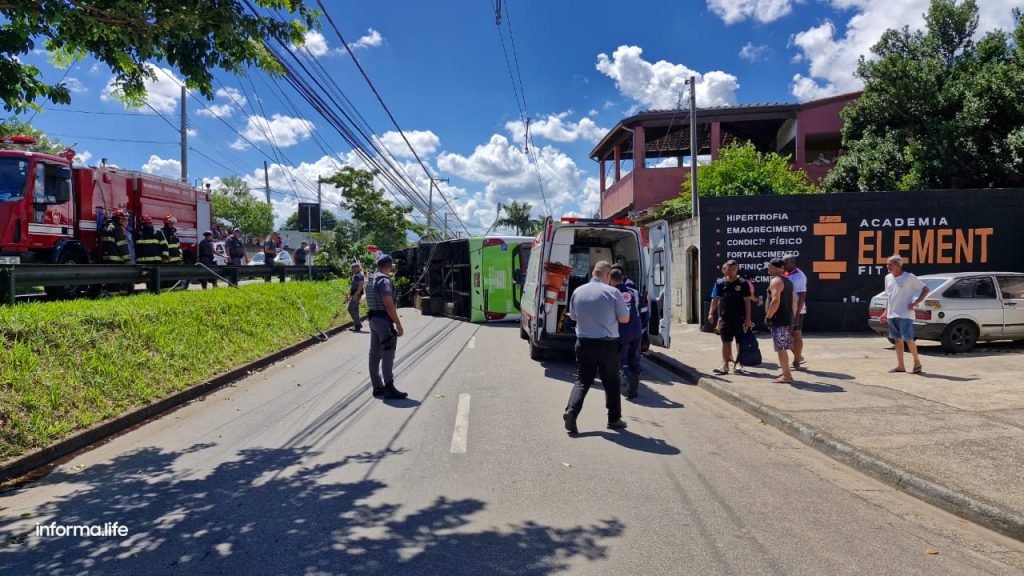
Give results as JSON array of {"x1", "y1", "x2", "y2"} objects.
[{"x1": 0, "y1": 280, "x2": 352, "y2": 462}]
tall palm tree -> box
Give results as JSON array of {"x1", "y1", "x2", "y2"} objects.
[{"x1": 495, "y1": 200, "x2": 540, "y2": 236}]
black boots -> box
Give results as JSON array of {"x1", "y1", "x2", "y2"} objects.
[{"x1": 381, "y1": 381, "x2": 407, "y2": 400}]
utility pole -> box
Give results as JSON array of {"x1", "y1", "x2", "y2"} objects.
[
  {"x1": 443, "y1": 212, "x2": 449, "y2": 239},
  {"x1": 263, "y1": 161, "x2": 271, "y2": 204},
  {"x1": 427, "y1": 177, "x2": 450, "y2": 235},
  {"x1": 317, "y1": 176, "x2": 322, "y2": 232},
  {"x1": 180, "y1": 85, "x2": 188, "y2": 183},
  {"x1": 688, "y1": 75, "x2": 699, "y2": 219}
]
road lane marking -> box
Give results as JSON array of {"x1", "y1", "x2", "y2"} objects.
[
  {"x1": 450, "y1": 393, "x2": 471, "y2": 454},
  {"x1": 467, "y1": 336, "x2": 476, "y2": 349}
]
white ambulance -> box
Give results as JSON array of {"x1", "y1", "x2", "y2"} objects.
[{"x1": 518, "y1": 217, "x2": 672, "y2": 360}]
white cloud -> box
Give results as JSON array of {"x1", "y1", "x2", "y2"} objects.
[
  {"x1": 596, "y1": 45, "x2": 740, "y2": 110},
  {"x1": 789, "y1": 0, "x2": 1020, "y2": 101},
  {"x1": 377, "y1": 129, "x2": 441, "y2": 159},
  {"x1": 72, "y1": 150, "x2": 92, "y2": 166},
  {"x1": 739, "y1": 42, "x2": 771, "y2": 62},
  {"x1": 707, "y1": 0, "x2": 794, "y2": 24},
  {"x1": 504, "y1": 112, "x2": 608, "y2": 145},
  {"x1": 63, "y1": 77, "x2": 87, "y2": 94},
  {"x1": 101, "y1": 65, "x2": 186, "y2": 114},
  {"x1": 437, "y1": 134, "x2": 593, "y2": 227},
  {"x1": 588, "y1": 108, "x2": 599, "y2": 117},
  {"x1": 232, "y1": 114, "x2": 315, "y2": 150},
  {"x1": 353, "y1": 28, "x2": 383, "y2": 49},
  {"x1": 141, "y1": 155, "x2": 182, "y2": 180},
  {"x1": 296, "y1": 30, "x2": 332, "y2": 57},
  {"x1": 196, "y1": 87, "x2": 248, "y2": 119}
]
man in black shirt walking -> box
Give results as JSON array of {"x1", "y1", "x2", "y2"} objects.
[{"x1": 712, "y1": 260, "x2": 752, "y2": 374}]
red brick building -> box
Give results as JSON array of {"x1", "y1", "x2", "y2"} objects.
[{"x1": 590, "y1": 92, "x2": 860, "y2": 219}]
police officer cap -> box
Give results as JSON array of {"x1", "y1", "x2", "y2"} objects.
[
  {"x1": 231, "y1": 227, "x2": 241, "y2": 233},
  {"x1": 351, "y1": 262, "x2": 362, "y2": 269},
  {"x1": 376, "y1": 254, "x2": 393, "y2": 266},
  {"x1": 203, "y1": 230, "x2": 213, "y2": 237}
]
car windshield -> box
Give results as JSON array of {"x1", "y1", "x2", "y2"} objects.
[{"x1": 0, "y1": 157, "x2": 30, "y2": 202}]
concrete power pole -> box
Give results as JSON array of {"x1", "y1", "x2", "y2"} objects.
[
  {"x1": 263, "y1": 161, "x2": 271, "y2": 204},
  {"x1": 317, "y1": 177, "x2": 322, "y2": 232},
  {"x1": 180, "y1": 86, "x2": 188, "y2": 183}
]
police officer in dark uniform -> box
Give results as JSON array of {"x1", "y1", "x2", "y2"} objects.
[
  {"x1": 226, "y1": 227, "x2": 246, "y2": 265},
  {"x1": 100, "y1": 209, "x2": 131, "y2": 263},
  {"x1": 196, "y1": 231, "x2": 218, "y2": 289},
  {"x1": 611, "y1": 268, "x2": 647, "y2": 400},
  {"x1": 345, "y1": 262, "x2": 365, "y2": 332},
  {"x1": 134, "y1": 215, "x2": 167, "y2": 264},
  {"x1": 366, "y1": 254, "x2": 407, "y2": 400}
]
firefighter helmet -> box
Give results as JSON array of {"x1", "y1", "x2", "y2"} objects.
[
  {"x1": 163, "y1": 215, "x2": 177, "y2": 224},
  {"x1": 141, "y1": 215, "x2": 153, "y2": 224}
]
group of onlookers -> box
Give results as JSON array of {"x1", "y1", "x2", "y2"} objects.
[{"x1": 709, "y1": 253, "x2": 931, "y2": 381}]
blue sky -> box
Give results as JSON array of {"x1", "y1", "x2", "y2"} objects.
[{"x1": 16, "y1": 0, "x2": 1022, "y2": 233}]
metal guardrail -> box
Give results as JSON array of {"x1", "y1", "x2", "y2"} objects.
[{"x1": 0, "y1": 264, "x2": 334, "y2": 305}]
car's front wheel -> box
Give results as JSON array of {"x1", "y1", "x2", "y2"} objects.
[{"x1": 940, "y1": 321, "x2": 979, "y2": 353}]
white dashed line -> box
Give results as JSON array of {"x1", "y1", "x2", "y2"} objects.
[
  {"x1": 450, "y1": 393, "x2": 471, "y2": 454},
  {"x1": 467, "y1": 336, "x2": 476, "y2": 349}
]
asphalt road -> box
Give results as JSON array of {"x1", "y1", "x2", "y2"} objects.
[{"x1": 2, "y1": 312, "x2": 1024, "y2": 575}]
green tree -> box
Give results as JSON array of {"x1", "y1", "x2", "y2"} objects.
[
  {"x1": 659, "y1": 142, "x2": 817, "y2": 219},
  {"x1": 318, "y1": 167, "x2": 424, "y2": 253},
  {"x1": 0, "y1": 118, "x2": 66, "y2": 154},
  {"x1": 495, "y1": 200, "x2": 540, "y2": 236},
  {"x1": 285, "y1": 208, "x2": 337, "y2": 231},
  {"x1": 0, "y1": 1, "x2": 316, "y2": 112},
  {"x1": 211, "y1": 176, "x2": 273, "y2": 237},
  {"x1": 823, "y1": 0, "x2": 1024, "y2": 192}
]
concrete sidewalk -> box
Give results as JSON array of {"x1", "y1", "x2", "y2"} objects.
[{"x1": 648, "y1": 324, "x2": 1024, "y2": 542}]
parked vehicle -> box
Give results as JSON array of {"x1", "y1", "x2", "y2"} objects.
[
  {"x1": 520, "y1": 217, "x2": 672, "y2": 360},
  {"x1": 247, "y1": 251, "x2": 294, "y2": 266},
  {"x1": 0, "y1": 136, "x2": 211, "y2": 297},
  {"x1": 868, "y1": 272, "x2": 1024, "y2": 352}
]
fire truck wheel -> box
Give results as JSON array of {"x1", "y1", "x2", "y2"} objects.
[{"x1": 45, "y1": 251, "x2": 89, "y2": 299}]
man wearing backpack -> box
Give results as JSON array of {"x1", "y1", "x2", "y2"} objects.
[{"x1": 713, "y1": 260, "x2": 753, "y2": 374}]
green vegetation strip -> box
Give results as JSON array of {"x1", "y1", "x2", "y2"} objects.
[{"x1": 0, "y1": 280, "x2": 352, "y2": 462}]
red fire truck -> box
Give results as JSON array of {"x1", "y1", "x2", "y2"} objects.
[{"x1": 0, "y1": 137, "x2": 212, "y2": 296}]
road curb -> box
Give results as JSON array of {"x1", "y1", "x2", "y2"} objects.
[
  {"x1": 0, "y1": 318, "x2": 361, "y2": 487},
  {"x1": 647, "y1": 351, "x2": 1024, "y2": 543}
]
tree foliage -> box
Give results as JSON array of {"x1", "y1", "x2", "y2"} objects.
[
  {"x1": 495, "y1": 200, "x2": 540, "y2": 236},
  {"x1": 318, "y1": 167, "x2": 424, "y2": 254},
  {"x1": 823, "y1": 0, "x2": 1024, "y2": 192},
  {"x1": 0, "y1": 1, "x2": 317, "y2": 112},
  {"x1": 211, "y1": 176, "x2": 273, "y2": 238},
  {"x1": 660, "y1": 142, "x2": 817, "y2": 219},
  {"x1": 0, "y1": 118, "x2": 66, "y2": 154},
  {"x1": 285, "y1": 208, "x2": 337, "y2": 231}
]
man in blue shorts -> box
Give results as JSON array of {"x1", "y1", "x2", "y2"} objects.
[{"x1": 878, "y1": 255, "x2": 930, "y2": 374}]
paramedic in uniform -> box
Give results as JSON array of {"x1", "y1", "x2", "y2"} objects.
[
  {"x1": 563, "y1": 261, "x2": 631, "y2": 435},
  {"x1": 612, "y1": 268, "x2": 646, "y2": 400},
  {"x1": 365, "y1": 254, "x2": 408, "y2": 400}
]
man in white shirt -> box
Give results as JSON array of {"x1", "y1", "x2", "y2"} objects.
[
  {"x1": 878, "y1": 255, "x2": 930, "y2": 374},
  {"x1": 783, "y1": 255, "x2": 808, "y2": 368}
]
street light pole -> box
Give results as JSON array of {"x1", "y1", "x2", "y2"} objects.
[{"x1": 687, "y1": 76, "x2": 699, "y2": 219}]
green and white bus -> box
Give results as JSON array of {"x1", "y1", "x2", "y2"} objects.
[{"x1": 413, "y1": 236, "x2": 533, "y2": 323}]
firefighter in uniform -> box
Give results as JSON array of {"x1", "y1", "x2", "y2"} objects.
[
  {"x1": 161, "y1": 216, "x2": 183, "y2": 264},
  {"x1": 134, "y1": 215, "x2": 167, "y2": 264},
  {"x1": 366, "y1": 254, "x2": 408, "y2": 400},
  {"x1": 160, "y1": 215, "x2": 189, "y2": 289},
  {"x1": 100, "y1": 209, "x2": 131, "y2": 263}
]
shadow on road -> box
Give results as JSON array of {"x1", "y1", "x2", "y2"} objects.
[
  {"x1": 789, "y1": 381, "x2": 846, "y2": 393},
  {"x1": 0, "y1": 444, "x2": 625, "y2": 575},
  {"x1": 573, "y1": 430, "x2": 681, "y2": 455}
]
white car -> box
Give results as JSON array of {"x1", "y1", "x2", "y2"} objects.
[
  {"x1": 868, "y1": 272, "x2": 1024, "y2": 352},
  {"x1": 247, "y1": 251, "x2": 294, "y2": 266}
]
